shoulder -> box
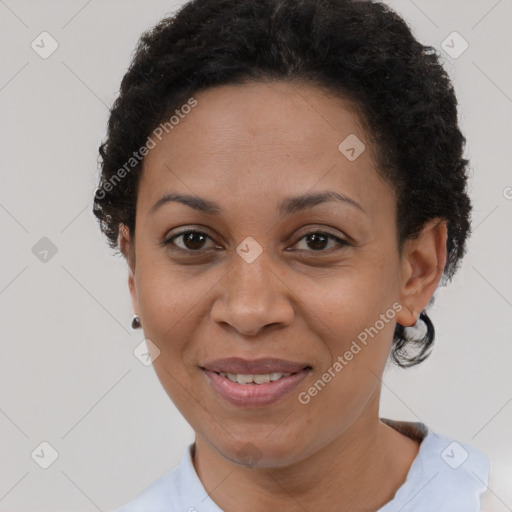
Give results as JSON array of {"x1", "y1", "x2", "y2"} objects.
[{"x1": 379, "y1": 421, "x2": 490, "y2": 511}]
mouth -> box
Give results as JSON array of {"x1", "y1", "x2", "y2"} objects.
[
  {"x1": 211, "y1": 370, "x2": 302, "y2": 384},
  {"x1": 201, "y1": 358, "x2": 312, "y2": 407}
]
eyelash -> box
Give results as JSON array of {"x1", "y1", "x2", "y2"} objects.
[{"x1": 161, "y1": 229, "x2": 350, "y2": 254}]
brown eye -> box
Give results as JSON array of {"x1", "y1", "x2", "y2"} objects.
[
  {"x1": 293, "y1": 231, "x2": 349, "y2": 252},
  {"x1": 165, "y1": 230, "x2": 216, "y2": 251}
]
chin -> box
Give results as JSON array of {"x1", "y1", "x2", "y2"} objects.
[{"x1": 207, "y1": 428, "x2": 312, "y2": 469}]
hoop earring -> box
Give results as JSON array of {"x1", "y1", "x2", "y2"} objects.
[{"x1": 131, "y1": 315, "x2": 142, "y2": 329}]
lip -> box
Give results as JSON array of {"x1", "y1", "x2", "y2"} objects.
[{"x1": 201, "y1": 358, "x2": 312, "y2": 407}]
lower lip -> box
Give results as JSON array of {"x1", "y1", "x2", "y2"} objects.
[{"x1": 202, "y1": 368, "x2": 311, "y2": 407}]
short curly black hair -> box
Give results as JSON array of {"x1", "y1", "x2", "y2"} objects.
[{"x1": 93, "y1": 0, "x2": 472, "y2": 368}]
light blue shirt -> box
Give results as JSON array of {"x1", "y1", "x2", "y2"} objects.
[{"x1": 113, "y1": 420, "x2": 490, "y2": 511}]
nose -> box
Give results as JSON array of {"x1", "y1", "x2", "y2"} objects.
[{"x1": 210, "y1": 249, "x2": 295, "y2": 337}]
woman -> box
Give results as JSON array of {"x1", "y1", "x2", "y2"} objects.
[{"x1": 94, "y1": 0, "x2": 490, "y2": 510}]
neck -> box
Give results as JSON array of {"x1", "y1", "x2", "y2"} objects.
[{"x1": 192, "y1": 400, "x2": 419, "y2": 511}]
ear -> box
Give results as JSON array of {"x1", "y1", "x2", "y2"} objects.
[
  {"x1": 396, "y1": 218, "x2": 447, "y2": 327},
  {"x1": 119, "y1": 224, "x2": 139, "y2": 316}
]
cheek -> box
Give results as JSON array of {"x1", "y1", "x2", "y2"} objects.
[
  {"x1": 305, "y1": 261, "x2": 399, "y2": 339},
  {"x1": 297, "y1": 260, "x2": 399, "y2": 397},
  {"x1": 134, "y1": 260, "x2": 208, "y2": 413},
  {"x1": 135, "y1": 256, "x2": 206, "y2": 337}
]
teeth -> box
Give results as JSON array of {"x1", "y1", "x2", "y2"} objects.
[
  {"x1": 218, "y1": 372, "x2": 293, "y2": 384},
  {"x1": 253, "y1": 374, "x2": 270, "y2": 384},
  {"x1": 237, "y1": 374, "x2": 254, "y2": 384}
]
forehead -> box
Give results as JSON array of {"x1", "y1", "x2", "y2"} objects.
[
  {"x1": 138, "y1": 81, "x2": 393, "y2": 219},
  {"x1": 150, "y1": 81, "x2": 368, "y2": 160}
]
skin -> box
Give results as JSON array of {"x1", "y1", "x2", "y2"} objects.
[{"x1": 120, "y1": 81, "x2": 447, "y2": 511}]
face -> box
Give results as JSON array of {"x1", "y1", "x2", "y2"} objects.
[{"x1": 123, "y1": 81, "x2": 430, "y2": 467}]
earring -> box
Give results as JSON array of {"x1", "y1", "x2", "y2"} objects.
[{"x1": 131, "y1": 314, "x2": 142, "y2": 329}]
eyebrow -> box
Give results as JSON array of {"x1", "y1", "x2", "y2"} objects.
[{"x1": 149, "y1": 190, "x2": 365, "y2": 216}]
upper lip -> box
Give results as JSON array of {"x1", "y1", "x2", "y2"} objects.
[{"x1": 201, "y1": 357, "x2": 311, "y2": 374}]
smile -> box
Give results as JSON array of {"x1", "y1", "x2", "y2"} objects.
[
  {"x1": 201, "y1": 358, "x2": 312, "y2": 407},
  {"x1": 215, "y1": 371, "x2": 294, "y2": 384}
]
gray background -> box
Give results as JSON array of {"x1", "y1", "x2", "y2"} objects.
[{"x1": 0, "y1": 0, "x2": 510, "y2": 510}]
